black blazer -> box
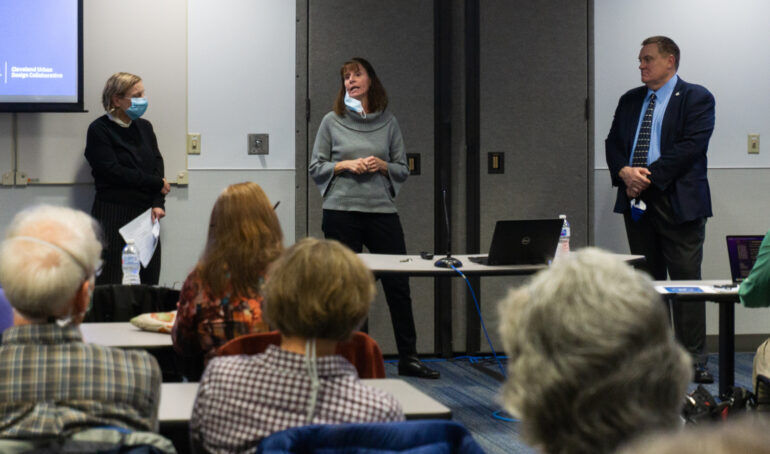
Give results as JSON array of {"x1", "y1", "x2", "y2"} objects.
[{"x1": 605, "y1": 77, "x2": 715, "y2": 223}]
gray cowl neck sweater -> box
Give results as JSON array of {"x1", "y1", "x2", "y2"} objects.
[{"x1": 309, "y1": 109, "x2": 409, "y2": 213}]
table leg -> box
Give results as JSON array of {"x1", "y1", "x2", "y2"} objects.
[
  {"x1": 719, "y1": 300, "x2": 735, "y2": 398},
  {"x1": 435, "y1": 277, "x2": 453, "y2": 357},
  {"x1": 465, "y1": 275, "x2": 481, "y2": 354}
]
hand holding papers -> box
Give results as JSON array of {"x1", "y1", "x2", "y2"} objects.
[{"x1": 118, "y1": 208, "x2": 160, "y2": 268}]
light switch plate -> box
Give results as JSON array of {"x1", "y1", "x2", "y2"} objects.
[
  {"x1": 187, "y1": 133, "x2": 201, "y2": 155},
  {"x1": 248, "y1": 133, "x2": 269, "y2": 155},
  {"x1": 748, "y1": 133, "x2": 760, "y2": 154}
]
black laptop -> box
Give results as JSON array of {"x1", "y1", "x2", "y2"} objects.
[
  {"x1": 469, "y1": 219, "x2": 564, "y2": 266},
  {"x1": 726, "y1": 235, "x2": 765, "y2": 284}
]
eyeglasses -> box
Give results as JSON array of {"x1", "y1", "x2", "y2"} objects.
[{"x1": 94, "y1": 259, "x2": 104, "y2": 278}]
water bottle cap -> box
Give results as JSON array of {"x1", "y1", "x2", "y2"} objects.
[
  {"x1": 126, "y1": 239, "x2": 135, "y2": 244},
  {"x1": 558, "y1": 214, "x2": 567, "y2": 219}
]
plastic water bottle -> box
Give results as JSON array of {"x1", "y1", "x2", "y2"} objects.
[
  {"x1": 556, "y1": 214, "x2": 570, "y2": 259},
  {"x1": 121, "y1": 239, "x2": 141, "y2": 285}
]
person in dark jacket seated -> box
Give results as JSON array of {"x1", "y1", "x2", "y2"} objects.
[
  {"x1": 190, "y1": 238, "x2": 404, "y2": 454},
  {"x1": 498, "y1": 248, "x2": 691, "y2": 454}
]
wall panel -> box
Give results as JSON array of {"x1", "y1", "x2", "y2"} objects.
[{"x1": 477, "y1": 0, "x2": 590, "y2": 350}]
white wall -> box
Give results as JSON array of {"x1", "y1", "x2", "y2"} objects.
[
  {"x1": 188, "y1": 0, "x2": 295, "y2": 170},
  {"x1": 0, "y1": 0, "x2": 297, "y2": 286},
  {"x1": 595, "y1": 0, "x2": 770, "y2": 169},
  {"x1": 594, "y1": 0, "x2": 770, "y2": 335}
]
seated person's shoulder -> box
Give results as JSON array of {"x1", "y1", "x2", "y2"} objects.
[
  {"x1": 203, "y1": 353, "x2": 266, "y2": 380},
  {"x1": 365, "y1": 386, "x2": 404, "y2": 421},
  {"x1": 91, "y1": 343, "x2": 161, "y2": 379},
  {"x1": 335, "y1": 378, "x2": 405, "y2": 422}
]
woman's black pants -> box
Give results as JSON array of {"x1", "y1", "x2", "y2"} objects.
[{"x1": 322, "y1": 209, "x2": 418, "y2": 357}]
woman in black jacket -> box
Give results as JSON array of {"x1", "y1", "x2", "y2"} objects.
[{"x1": 85, "y1": 72, "x2": 170, "y2": 285}]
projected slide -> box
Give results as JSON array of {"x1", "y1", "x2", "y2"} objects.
[{"x1": 0, "y1": 0, "x2": 79, "y2": 103}]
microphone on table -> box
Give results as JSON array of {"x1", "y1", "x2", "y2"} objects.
[{"x1": 434, "y1": 188, "x2": 462, "y2": 268}]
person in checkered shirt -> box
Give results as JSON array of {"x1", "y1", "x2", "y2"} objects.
[{"x1": 190, "y1": 238, "x2": 404, "y2": 454}]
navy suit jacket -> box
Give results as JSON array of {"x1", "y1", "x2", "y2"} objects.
[{"x1": 605, "y1": 77, "x2": 715, "y2": 223}]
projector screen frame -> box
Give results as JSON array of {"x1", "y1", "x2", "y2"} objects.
[{"x1": 0, "y1": 0, "x2": 85, "y2": 113}]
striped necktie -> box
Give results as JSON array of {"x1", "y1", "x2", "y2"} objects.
[{"x1": 632, "y1": 93, "x2": 656, "y2": 167}]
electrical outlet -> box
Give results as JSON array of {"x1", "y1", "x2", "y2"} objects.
[
  {"x1": 406, "y1": 153, "x2": 421, "y2": 175},
  {"x1": 187, "y1": 133, "x2": 201, "y2": 155},
  {"x1": 15, "y1": 172, "x2": 28, "y2": 186},
  {"x1": 248, "y1": 133, "x2": 269, "y2": 155},
  {"x1": 748, "y1": 134, "x2": 760, "y2": 154},
  {"x1": 176, "y1": 171, "x2": 189, "y2": 186},
  {"x1": 488, "y1": 152, "x2": 504, "y2": 174}
]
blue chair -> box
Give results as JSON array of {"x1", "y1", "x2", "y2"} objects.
[
  {"x1": 257, "y1": 420, "x2": 485, "y2": 454},
  {"x1": 0, "y1": 288, "x2": 13, "y2": 334}
]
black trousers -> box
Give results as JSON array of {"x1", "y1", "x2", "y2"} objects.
[
  {"x1": 322, "y1": 209, "x2": 418, "y2": 357},
  {"x1": 623, "y1": 194, "x2": 707, "y2": 365},
  {"x1": 92, "y1": 198, "x2": 161, "y2": 286}
]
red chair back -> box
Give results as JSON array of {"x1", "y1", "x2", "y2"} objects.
[{"x1": 216, "y1": 331, "x2": 385, "y2": 378}]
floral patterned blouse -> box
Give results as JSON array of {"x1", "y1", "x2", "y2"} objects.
[{"x1": 172, "y1": 269, "x2": 269, "y2": 372}]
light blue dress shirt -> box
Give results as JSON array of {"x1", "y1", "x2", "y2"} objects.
[{"x1": 630, "y1": 74, "x2": 679, "y2": 166}]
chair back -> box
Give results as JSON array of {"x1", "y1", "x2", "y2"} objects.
[
  {"x1": 257, "y1": 420, "x2": 485, "y2": 454},
  {"x1": 85, "y1": 284, "x2": 183, "y2": 382},
  {"x1": 217, "y1": 331, "x2": 386, "y2": 378},
  {"x1": 0, "y1": 428, "x2": 175, "y2": 453},
  {"x1": 0, "y1": 288, "x2": 13, "y2": 334},
  {"x1": 85, "y1": 284, "x2": 180, "y2": 322}
]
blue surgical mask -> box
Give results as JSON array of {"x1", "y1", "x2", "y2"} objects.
[
  {"x1": 125, "y1": 97, "x2": 148, "y2": 120},
  {"x1": 344, "y1": 92, "x2": 366, "y2": 118}
]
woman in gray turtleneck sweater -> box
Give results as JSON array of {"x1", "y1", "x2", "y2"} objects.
[{"x1": 309, "y1": 57, "x2": 438, "y2": 379}]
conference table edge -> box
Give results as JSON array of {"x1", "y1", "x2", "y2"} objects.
[{"x1": 158, "y1": 378, "x2": 452, "y2": 425}]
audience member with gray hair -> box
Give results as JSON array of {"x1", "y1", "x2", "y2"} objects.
[
  {"x1": 498, "y1": 247, "x2": 691, "y2": 454},
  {"x1": 0, "y1": 205, "x2": 170, "y2": 452},
  {"x1": 616, "y1": 417, "x2": 770, "y2": 454}
]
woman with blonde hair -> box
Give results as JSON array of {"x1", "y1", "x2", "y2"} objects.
[
  {"x1": 172, "y1": 182, "x2": 283, "y2": 378},
  {"x1": 85, "y1": 72, "x2": 170, "y2": 285}
]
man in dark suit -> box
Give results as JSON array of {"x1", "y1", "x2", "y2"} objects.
[{"x1": 605, "y1": 36, "x2": 715, "y2": 383}]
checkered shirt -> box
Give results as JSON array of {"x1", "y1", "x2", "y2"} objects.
[
  {"x1": 0, "y1": 324, "x2": 161, "y2": 439},
  {"x1": 191, "y1": 344, "x2": 405, "y2": 454}
]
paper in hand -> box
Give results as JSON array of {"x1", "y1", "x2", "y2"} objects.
[{"x1": 118, "y1": 208, "x2": 160, "y2": 268}]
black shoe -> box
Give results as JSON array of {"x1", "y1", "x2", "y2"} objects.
[
  {"x1": 694, "y1": 366, "x2": 714, "y2": 384},
  {"x1": 398, "y1": 356, "x2": 440, "y2": 379}
]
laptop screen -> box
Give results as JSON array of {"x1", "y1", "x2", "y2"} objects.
[
  {"x1": 726, "y1": 235, "x2": 765, "y2": 283},
  {"x1": 486, "y1": 219, "x2": 564, "y2": 266}
]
